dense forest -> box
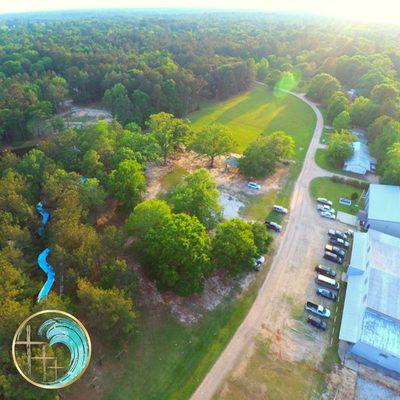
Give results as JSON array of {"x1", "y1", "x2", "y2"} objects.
[
  {"x1": 1, "y1": 10, "x2": 400, "y2": 400},
  {"x1": 1, "y1": 12, "x2": 400, "y2": 180}
]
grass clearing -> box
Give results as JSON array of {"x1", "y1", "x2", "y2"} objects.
[
  {"x1": 101, "y1": 270, "x2": 267, "y2": 400},
  {"x1": 217, "y1": 338, "x2": 325, "y2": 400},
  {"x1": 310, "y1": 177, "x2": 364, "y2": 215},
  {"x1": 239, "y1": 190, "x2": 277, "y2": 221},
  {"x1": 160, "y1": 167, "x2": 188, "y2": 191},
  {"x1": 190, "y1": 85, "x2": 316, "y2": 159}
]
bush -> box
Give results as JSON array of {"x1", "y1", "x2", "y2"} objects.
[{"x1": 330, "y1": 175, "x2": 369, "y2": 190}]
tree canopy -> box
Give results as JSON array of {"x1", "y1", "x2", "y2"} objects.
[{"x1": 239, "y1": 131, "x2": 295, "y2": 178}]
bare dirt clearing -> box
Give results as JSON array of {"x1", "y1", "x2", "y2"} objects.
[{"x1": 145, "y1": 151, "x2": 289, "y2": 222}]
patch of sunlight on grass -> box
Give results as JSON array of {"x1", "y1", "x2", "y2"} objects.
[{"x1": 160, "y1": 167, "x2": 188, "y2": 191}]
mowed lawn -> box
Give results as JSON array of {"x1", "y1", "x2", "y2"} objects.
[
  {"x1": 190, "y1": 84, "x2": 316, "y2": 160},
  {"x1": 309, "y1": 177, "x2": 365, "y2": 215}
]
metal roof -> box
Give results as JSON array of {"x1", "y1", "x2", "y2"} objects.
[
  {"x1": 368, "y1": 184, "x2": 400, "y2": 223},
  {"x1": 339, "y1": 229, "x2": 400, "y2": 357},
  {"x1": 343, "y1": 141, "x2": 376, "y2": 175},
  {"x1": 360, "y1": 311, "x2": 400, "y2": 358}
]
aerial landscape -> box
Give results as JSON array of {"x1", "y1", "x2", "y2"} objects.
[{"x1": 0, "y1": 2, "x2": 400, "y2": 400}]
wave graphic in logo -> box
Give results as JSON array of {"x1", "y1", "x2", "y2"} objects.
[{"x1": 12, "y1": 310, "x2": 91, "y2": 389}]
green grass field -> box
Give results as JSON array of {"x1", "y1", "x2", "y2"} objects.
[
  {"x1": 190, "y1": 85, "x2": 316, "y2": 159},
  {"x1": 309, "y1": 177, "x2": 365, "y2": 215},
  {"x1": 101, "y1": 271, "x2": 267, "y2": 400}
]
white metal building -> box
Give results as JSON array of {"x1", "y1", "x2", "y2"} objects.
[
  {"x1": 339, "y1": 229, "x2": 400, "y2": 374},
  {"x1": 364, "y1": 184, "x2": 400, "y2": 239},
  {"x1": 343, "y1": 141, "x2": 376, "y2": 175}
]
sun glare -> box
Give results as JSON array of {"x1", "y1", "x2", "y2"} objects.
[{"x1": 0, "y1": 0, "x2": 400, "y2": 26}]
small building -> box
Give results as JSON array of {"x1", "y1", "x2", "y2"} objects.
[
  {"x1": 339, "y1": 229, "x2": 400, "y2": 375},
  {"x1": 362, "y1": 184, "x2": 400, "y2": 239},
  {"x1": 347, "y1": 88, "x2": 358, "y2": 99},
  {"x1": 224, "y1": 155, "x2": 240, "y2": 173},
  {"x1": 343, "y1": 141, "x2": 376, "y2": 175}
]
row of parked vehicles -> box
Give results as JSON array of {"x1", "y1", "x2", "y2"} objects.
[
  {"x1": 317, "y1": 197, "x2": 336, "y2": 220},
  {"x1": 264, "y1": 204, "x2": 288, "y2": 233},
  {"x1": 323, "y1": 229, "x2": 351, "y2": 265},
  {"x1": 305, "y1": 229, "x2": 350, "y2": 331},
  {"x1": 253, "y1": 204, "x2": 289, "y2": 271}
]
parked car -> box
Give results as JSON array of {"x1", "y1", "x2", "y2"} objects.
[
  {"x1": 317, "y1": 204, "x2": 335, "y2": 213},
  {"x1": 253, "y1": 255, "x2": 265, "y2": 271},
  {"x1": 273, "y1": 205, "x2": 288, "y2": 214},
  {"x1": 248, "y1": 182, "x2": 261, "y2": 190},
  {"x1": 317, "y1": 288, "x2": 337, "y2": 301},
  {"x1": 315, "y1": 264, "x2": 336, "y2": 278},
  {"x1": 317, "y1": 197, "x2": 333, "y2": 206},
  {"x1": 307, "y1": 315, "x2": 327, "y2": 331},
  {"x1": 320, "y1": 211, "x2": 336, "y2": 220},
  {"x1": 305, "y1": 301, "x2": 331, "y2": 318},
  {"x1": 315, "y1": 274, "x2": 340, "y2": 291},
  {"x1": 325, "y1": 244, "x2": 345, "y2": 258},
  {"x1": 328, "y1": 229, "x2": 348, "y2": 241},
  {"x1": 265, "y1": 221, "x2": 282, "y2": 232},
  {"x1": 323, "y1": 251, "x2": 343, "y2": 265},
  {"x1": 329, "y1": 236, "x2": 349, "y2": 248}
]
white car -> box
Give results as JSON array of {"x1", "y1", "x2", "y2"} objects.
[
  {"x1": 253, "y1": 256, "x2": 265, "y2": 271},
  {"x1": 317, "y1": 204, "x2": 335, "y2": 213},
  {"x1": 317, "y1": 197, "x2": 333, "y2": 206},
  {"x1": 273, "y1": 205, "x2": 288, "y2": 214},
  {"x1": 321, "y1": 211, "x2": 336, "y2": 220},
  {"x1": 248, "y1": 182, "x2": 261, "y2": 190}
]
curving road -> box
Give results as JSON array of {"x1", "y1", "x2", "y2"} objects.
[{"x1": 191, "y1": 91, "x2": 335, "y2": 400}]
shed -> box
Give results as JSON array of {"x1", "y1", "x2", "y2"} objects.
[
  {"x1": 224, "y1": 155, "x2": 240, "y2": 172},
  {"x1": 343, "y1": 141, "x2": 376, "y2": 175}
]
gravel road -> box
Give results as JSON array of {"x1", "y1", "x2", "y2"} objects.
[{"x1": 191, "y1": 91, "x2": 345, "y2": 400}]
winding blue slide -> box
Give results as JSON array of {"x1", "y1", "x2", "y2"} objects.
[
  {"x1": 36, "y1": 202, "x2": 55, "y2": 302},
  {"x1": 36, "y1": 201, "x2": 50, "y2": 236},
  {"x1": 37, "y1": 248, "x2": 55, "y2": 303}
]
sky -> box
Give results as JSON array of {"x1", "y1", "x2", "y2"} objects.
[{"x1": 1, "y1": 0, "x2": 400, "y2": 25}]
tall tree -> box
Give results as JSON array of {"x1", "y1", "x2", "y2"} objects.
[
  {"x1": 108, "y1": 159, "x2": 146, "y2": 208},
  {"x1": 103, "y1": 83, "x2": 133, "y2": 125},
  {"x1": 169, "y1": 169, "x2": 222, "y2": 229},
  {"x1": 190, "y1": 124, "x2": 235, "y2": 167},
  {"x1": 381, "y1": 143, "x2": 400, "y2": 186},
  {"x1": 212, "y1": 218, "x2": 258, "y2": 276},
  {"x1": 77, "y1": 278, "x2": 135, "y2": 345},
  {"x1": 147, "y1": 112, "x2": 192, "y2": 164},
  {"x1": 239, "y1": 131, "x2": 295, "y2": 178},
  {"x1": 142, "y1": 213, "x2": 212, "y2": 296},
  {"x1": 326, "y1": 130, "x2": 355, "y2": 167},
  {"x1": 333, "y1": 111, "x2": 351, "y2": 131}
]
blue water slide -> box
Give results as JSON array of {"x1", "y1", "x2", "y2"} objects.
[
  {"x1": 37, "y1": 248, "x2": 56, "y2": 303},
  {"x1": 36, "y1": 201, "x2": 50, "y2": 236}
]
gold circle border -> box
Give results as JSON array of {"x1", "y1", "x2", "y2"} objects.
[{"x1": 12, "y1": 309, "x2": 92, "y2": 390}]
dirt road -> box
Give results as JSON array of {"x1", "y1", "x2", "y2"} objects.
[{"x1": 191, "y1": 92, "x2": 342, "y2": 400}]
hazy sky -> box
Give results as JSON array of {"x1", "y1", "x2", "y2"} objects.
[{"x1": 1, "y1": 0, "x2": 400, "y2": 24}]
